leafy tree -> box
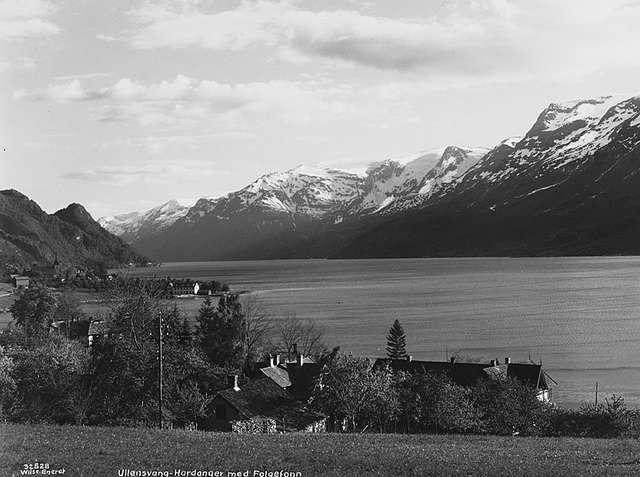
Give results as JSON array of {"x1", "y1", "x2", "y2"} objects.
[
  {"x1": 0, "y1": 346, "x2": 16, "y2": 420},
  {"x1": 312, "y1": 354, "x2": 399, "y2": 432},
  {"x1": 9, "y1": 336, "x2": 91, "y2": 424},
  {"x1": 386, "y1": 319, "x2": 407, "y2": 360},
  {"x1": 432, "y1": 383, "x2": 482, "y2": 434},
  {"x1": 10, "y1": 286, "x2": 56, "y2": 345},
  {"x1": 474, "y1": 377, "x2": 550, "y2": 436},
  {"x1": 88, "y1": 287, "x2": 218, "y2": 427}
]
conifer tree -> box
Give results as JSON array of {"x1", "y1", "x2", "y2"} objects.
[{"x1": 386, "y1": 319, "x2": 408, "y2": 360}]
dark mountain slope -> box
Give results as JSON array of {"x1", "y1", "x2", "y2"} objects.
[{"x1": 0, "y1": 190, "x2": 146, "y2": 272}]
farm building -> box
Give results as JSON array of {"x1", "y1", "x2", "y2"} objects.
[
  {"x1": 12, "y1": 276, "x2": 30, "y2": 288},
  {"x1": 211, "y1": 376, "x2": 326, "y2": 433},
  {"x1": 373, "y1": 356, "x2": 552, "y2": 402},
  {"x1": 170, "y1": 282, "x2": 200, "y2": 296},
  {"x1": 257, "y1": 351, "x2": 323, "y2": 399}
]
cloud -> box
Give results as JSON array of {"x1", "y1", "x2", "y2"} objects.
[
  {"x1": 14, "y1": 74, "x2": 360, "y2": 126},
  {"x1": 96, "y1": 33, "x2": 117, "y2": 42},
  {"x1": 60, "y1": 159, "x2": 219, "y2": 186},
  {"x1": 0, "y1": 56, "x2": 36, "y2": 72},
  {"x1": 0, "y1": 0, "x2": 59, "y2": 40},
  {"x1": 121, "y1": 0, "x2": 640, "y2": 79},
  {"x1": 126, "y1": 1, "x2": 507, "y2": 73}
]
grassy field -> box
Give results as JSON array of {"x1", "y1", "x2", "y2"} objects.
[{"x1": 2, "y1": 424, "x2": 640, "y2": 476}]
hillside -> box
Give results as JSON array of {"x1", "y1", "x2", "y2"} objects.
[
  {"x1": 0, "y1": 189, "x2": 147, "y2": 273},
  {"x1": 3, "y1": 423, "x2": 640, "y2": 476}
]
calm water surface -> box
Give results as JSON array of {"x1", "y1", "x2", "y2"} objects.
[{"x1": 125, "y1": 257, "x2": 640, "y2": 407}]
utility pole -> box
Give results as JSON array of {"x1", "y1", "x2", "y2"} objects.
[
  {"x1": 595, "y1": 381, "x2": 599, "y2": 405},
  {"x1": 158, "y1": 313, "x2": 163, "y2": 429}
]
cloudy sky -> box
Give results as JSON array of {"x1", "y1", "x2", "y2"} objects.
[{"x1": 2, "y1": 0, "x2": 640, "y2": 218}]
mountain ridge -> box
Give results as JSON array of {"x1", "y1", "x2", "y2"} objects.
[
  {"x1": 100, "y1": 93, "x2": 640, "y2": 261},
  {"x1": 0, "y1": 189, "x2": 147, "y2": 273}
]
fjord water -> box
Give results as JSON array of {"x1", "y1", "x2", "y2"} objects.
[{"x1": 129, "y1": 257, "x2": 640, "y2": 407}]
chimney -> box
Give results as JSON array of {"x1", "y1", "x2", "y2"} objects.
[
  {"x1": 504, "y1": 357, "x2": 511, "y2": 365},
  {"x1": 233, "y1": 375, "x2": 240, "y2": 392},
  {"x1": 292, "y1": 343, "x2": 297, "y2": 360},
  {"x1": 269, "y1": 355, "x2": 274, "y2": 367},
  {"x1": 275, "y1": 354, "x2": 280, "y2": 366},
  {"x1": 298, "y1": 353, "x2": 304, "y2": 366},
  {"x1": 490, "y1": 359, "x2": 496, "y2": 366},
  {"x1": 450, "y1": 356, "x2": 456, "y2": 365},
  {"x1": 406, "y1": 355, "x2": 412, "y2": 362}
]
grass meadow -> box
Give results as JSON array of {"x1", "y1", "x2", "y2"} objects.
[{"x1": 3, "y1": 423, "x2": 640, "y2": 476}]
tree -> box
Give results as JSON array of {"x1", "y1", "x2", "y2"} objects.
[
  {"x1": 312, "y1": 354, "x2": 398, "y2": 432},
  {"x1": 0, "y1": 346, "x2": 16, "y2": 420},
  {"x1": 241, "y1": 296, "x2": 273, "y2": 371},
  {"x1": 10, "y1": 286, "x2": 56, "y2": 345},
  {"x1": 275, "y1": 312, "x2": 325, "y2": 360},
  {"x1": 386, "y1": 319, "x2": 407, "y2": 360},
  {"x1": 53, "y1": 292, "x2": 87, "y2": 339},
  {"x1": 89, "y1": 287, "x2": 218, "y2": 427},
  {"x1": 196, "y1": 295, "x2": 245, "y2": 369},
  {"x1": 9, "y1": 336, "x2": 91, "y2": 424}
]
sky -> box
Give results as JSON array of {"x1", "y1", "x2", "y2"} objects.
[{"x1": 1, "y1": 0, "x2": 640, "y2": 218}]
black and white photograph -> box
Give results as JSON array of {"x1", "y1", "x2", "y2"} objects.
[{"x1": 2, "y1": 0, "x2": 640, "y2": 475}]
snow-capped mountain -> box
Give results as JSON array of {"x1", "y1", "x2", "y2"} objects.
[
  {"x1": 456, "y1": 95, "x2": 640, "y2": 204},
  {"x1": 108, "y1": 146, "x2": 486, "y2": 247},
  {"x1": 338, "y1": 94, "x2": 640, "y2": 257},
  {"x1": 184, "y1": 165, "x2": 364, "y2": 224},
  {"x1": 98, "y1": 199, "x2": 188, "y2": 243},
  {"x1": 107, "y1": 93, "x2": 640, "y2": 260},
  {"x1": 372, "y1": 146, "x2": 489, "y2": 214}
]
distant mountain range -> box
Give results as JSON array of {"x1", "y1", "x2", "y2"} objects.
[
  {"x1": 99, "y1": 94, "x2": 640, "y2": 260},
  {"x1": 0, "y1": 189, "x2": 146, "y2": 272}
]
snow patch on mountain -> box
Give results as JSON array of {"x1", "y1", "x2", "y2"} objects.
[
  {"x1": 538, "y1": 96, "x2": 623, "y2": 132},
  {"x1": 98, "y1": 200, "x2": 188, "y2": 242}
]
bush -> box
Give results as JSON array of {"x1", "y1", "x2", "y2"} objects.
[
  {"x1": 432, "y1": 383, "x2": 482, "y2": 434},
  {"x1": 548, "y1": 395, "x2": 640, "y2": 438},
  {"x1": 8, "y1": 337, "x2": 91, "y2": 424}
]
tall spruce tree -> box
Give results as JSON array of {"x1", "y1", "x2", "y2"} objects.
[
  {"x1": 386, "y1": 319, "x2": 408, "y2": 360},
  {"x1": 196, "y1": 295, "x2": 245, "y2": 369}
]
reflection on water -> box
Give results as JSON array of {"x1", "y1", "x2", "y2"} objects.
[{"x1": 124, "y1": 257, "x2": 640, "y2": 407}]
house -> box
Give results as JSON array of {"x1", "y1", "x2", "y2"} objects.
[
  {"x1": 12, "y1": 276, "x2": 29, "y2": 288},
  {"x1": 170, "y1": 282, "x2": 200, "y2": 296},
  {"x1": 256, "y1": 347, "x2": 323, "y2": 399},
  {"x1": 373, "y1": 356, "x2": 552, "y2": 402},
  {"x1": 210, "y1": 376, "x2": 327, "y2": 433}
]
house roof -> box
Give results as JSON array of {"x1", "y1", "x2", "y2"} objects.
[
  {"x1": 217, "y1": 378, "x2": 293, "y2": 419},
  {"x1": 260, "y1": 365, "x2": 292, "y2": 388},
  {"x1": 287, "y1": 362, "x2": 323, "y2": 397},
  {"x1": 373, "y1": 358, "x2": 549, "y2": 390}
]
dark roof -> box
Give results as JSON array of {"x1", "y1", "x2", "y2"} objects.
[
  {"x1": 217, "y1": 378, "x2": 293, "y2": 419},
  {"x1": 373, "y1": 358, "x2": 549, "y2": 390},
  {"x1": 287, "y1": 362, "x2": 323, "y2": 398},
  {"x1": 507, "y1": 362, "x2": 548, "y2": 389},
  {"x1": 260, "y1": 365, "x2": 292, "y2": 388}
]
